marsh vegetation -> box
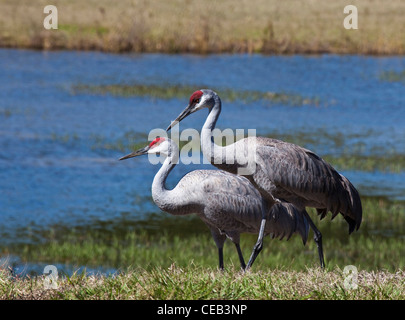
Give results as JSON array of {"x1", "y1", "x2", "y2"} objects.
[{"x1": 1, "y1": 0, "x2": 405, "y2": 54}]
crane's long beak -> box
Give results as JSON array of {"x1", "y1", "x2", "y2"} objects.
[
  {"x1": 119, "y1": 146, "x2": 149, "y2": 160},
  {"x1": 166, "y1": 103, "x2": 193, "y2": 132}
]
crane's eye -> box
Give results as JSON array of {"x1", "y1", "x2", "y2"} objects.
[{"x1": 195, "y1": 99, "x2": 200, "y2": 104}]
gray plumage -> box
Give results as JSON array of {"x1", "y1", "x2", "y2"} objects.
[
  {"x1": 239, "y1": 136, "x2": 362, "y2": 232},
  {"x1": 120, "y1": 137, "x2": 309, "y2": 270},
  {"x1": 171, "y1": 169, "x2": 309, "y2": 244},
  {"x1": 166, "y1": 89, "x2": 363, "y2": 269}
]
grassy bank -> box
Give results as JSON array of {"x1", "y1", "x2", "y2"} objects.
[
  {"x1": 1, "y1": 0, "x2": 404, "y2": 55},
  {"x1": 1, "y1": 196, "x2": 403, "y2": 299},
  {"x1": 2, "y1": 197, "x2": 404, "y2": 273},
  {"x1": 1, "y1": 265, "x2": 404, "y2": 299}
]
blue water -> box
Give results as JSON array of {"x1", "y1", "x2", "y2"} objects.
[{"x1": 0, "y1": 49, "x2": 404, "y2": 274}]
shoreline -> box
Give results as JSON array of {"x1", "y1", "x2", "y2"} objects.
[{"x1": 1, "y1": 45, "x2": 404, "y2": 57}]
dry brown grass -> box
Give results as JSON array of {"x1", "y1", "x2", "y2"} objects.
[{"x1": 0, "y1": 0, "x2": 404, "y2": 54}]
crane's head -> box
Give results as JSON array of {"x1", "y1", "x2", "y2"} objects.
[
  {"x1": 166, "y1": 89, "x2": 218, "y2": 131},
  {"x1": 119, "y1": 137, "x2": 172, "y2": 160}
]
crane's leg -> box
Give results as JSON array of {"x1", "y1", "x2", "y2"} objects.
[
  {"x1": 245, "y1": 218, "x2": 266, "y2": 270},
  {"x1": 208, "y1": 226, "x2": 227, "y2": 270},
  {"x1": 218, "y1": 247, "x2": 224, "y2": 270},
  {"x1": 246, "y1": 196, "x2": 275, "y2": 271},
  {"x1": 234, "y1": 243, "x2": 246, "y2": 270},
  {"x1": 303, "y1": 211, "x2": 325, "y2": 269}
]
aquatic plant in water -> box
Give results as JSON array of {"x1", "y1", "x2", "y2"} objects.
[{"x1": 71, "y1": 83, "x2": 322, "y2": 107}]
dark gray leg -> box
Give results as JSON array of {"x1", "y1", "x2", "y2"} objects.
[
  {"x1": 234, "y1": 243, "x2": 246, "y2": 270},
  {"x1": 303, "y1": 210, "x2": 325, "y2": 269},
  {"x1": 246, "y1": 196, "x2": 272, "y2": 270},
  {"x1": 208, "y1": 226, "x2": 227, "y2": 270},
  {"x1": 218, "y1": 247, "x2": 224, "y2": 270}
]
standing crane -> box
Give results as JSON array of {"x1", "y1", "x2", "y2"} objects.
[
  {"x1": 166, "y1": 89, "x2": 363, "y2": 270},
  {"x1": 120, "y1": 137, "x2": 310, "y2": 270}
]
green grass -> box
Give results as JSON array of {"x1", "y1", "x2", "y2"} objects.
[
  {"x1": 1, "y1": 265, "x2": 403, "y2": 299},
  {"x1": 72, "y1": 83, "x2": 322, "y2": 107},
  {"x1": 323, "y1": 154, "x2": 405, "y2": 173},
  {"x1": 4, "y1": 197, "x2": 404, "y2": 273},
  {"x1": 14, "y1": 227, "x2": 405, "y2": 272}
]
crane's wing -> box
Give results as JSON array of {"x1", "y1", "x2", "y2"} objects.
[
  {"x1": 192, "y1": 170, "x2": 309, "y2": 242},
  {"x1": 253, "y1": 137, "x2": 362, "y2": 233},
  {"x1": 198, "y1": 170, "x2": 264, "y2": 228}
]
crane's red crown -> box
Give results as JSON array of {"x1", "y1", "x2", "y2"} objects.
[
  {"x1": 189, "y1": 90, "x2": 203, "y2": 104},
  {"x1": 149, "y1": 137, "x2": 165, "y2": 148}
]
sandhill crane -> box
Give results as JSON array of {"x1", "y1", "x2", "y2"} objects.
[
  {"x1": 166, "y1": 89, "x2": 363, "y2": 270},
  {"x1": 119, "y1": 137, "x2": 310, "y2": 270}
]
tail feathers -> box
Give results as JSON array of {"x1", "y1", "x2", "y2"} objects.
[
  {"x1": 317, "y1": 208, "x2": 328, "y2": 220},
  {"x1": 339, "y1": 174, "x2": 362, "y2": 233},
  {"x1": 267, "y1": 202, "x2": 309, "y2": 245},
  {"x1": 316, "y1": 175, "x2": 362, "y2": 234}
]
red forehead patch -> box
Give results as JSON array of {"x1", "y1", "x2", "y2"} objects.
[
  {"x1": 149, "y1": 137, "x2": 165, "y2": 148},
  {"x1": 189, "y1": 90, "x2": 203, "y2": 104}
]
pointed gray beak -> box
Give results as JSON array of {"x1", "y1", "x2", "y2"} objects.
[
  {"x1": 166, "y1": 103, "x2": 193, "y2": 132},
  {"x1": 119, "y1": 146, "x2": 149, "y2": 160}
]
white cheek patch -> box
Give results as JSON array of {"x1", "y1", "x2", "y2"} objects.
[{"x1": 195, "y1": 99, "x2": 205, "y2": 111}]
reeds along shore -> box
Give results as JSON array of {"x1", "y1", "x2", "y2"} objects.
[{"x1": 1, "y1": 0, "x2": 404, "y2": 55}]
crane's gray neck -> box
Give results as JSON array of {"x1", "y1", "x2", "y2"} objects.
[
  {"x1": 201, "y1": 93, "x2": 229, "y2": 167},
  {"x1": 151, "y1": 155, "x2": 174, "y2": 203},
  {"x1": 151, "y1": 146, "x2": 189, "y2": 215}
]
